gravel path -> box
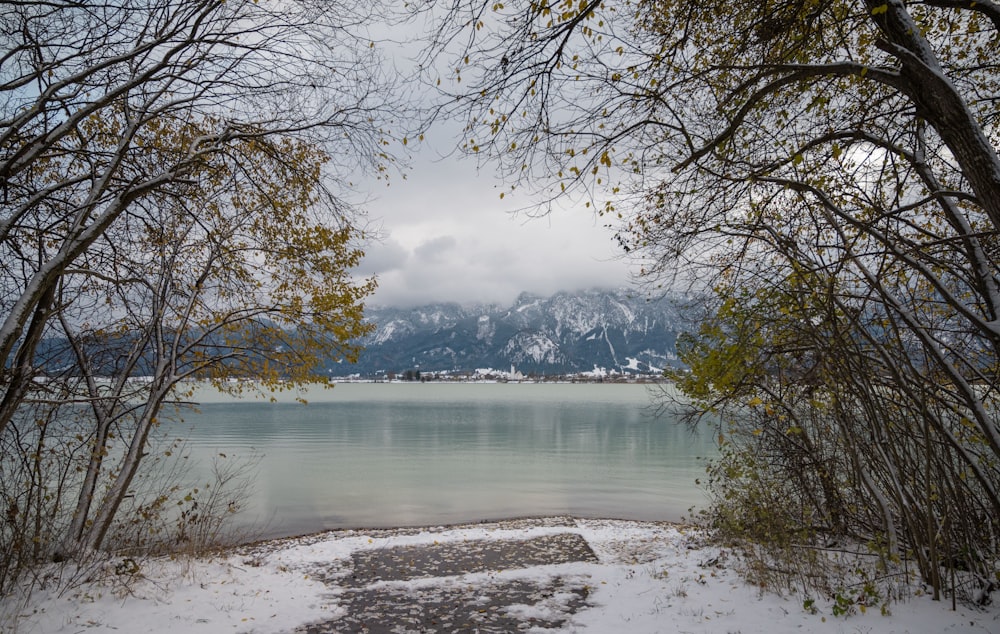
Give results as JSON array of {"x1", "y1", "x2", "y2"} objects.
[{"x1": 288, "y1": 518, "x2": 601, "y2": 633}]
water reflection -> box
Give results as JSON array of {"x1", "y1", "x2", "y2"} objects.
[{"x1": 167, "y1": 383, "x2": 716, "y2": 538}]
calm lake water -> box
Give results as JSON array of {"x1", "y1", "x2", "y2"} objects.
[{"x1": 166, "y1": 382, "x2": 716, "y2": 538}]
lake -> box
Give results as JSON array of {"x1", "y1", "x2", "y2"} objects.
[{"x1": 163, "y1": 382, "x2": 716, "y2": 539}]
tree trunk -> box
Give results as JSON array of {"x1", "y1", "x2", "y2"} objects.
[
  {"x1": 0, "y1": 285, "x2": 56, "y2": 433},
  {"x1": 871, "y1": 1, "x2": 1000, "y2": 231},
  {"x1": 76, "y1": 373, "x2": 173, "y2": 554}
]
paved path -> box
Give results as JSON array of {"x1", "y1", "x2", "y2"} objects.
[{"x1": 292, "y1": 519, "x2": 599, "y2": 633}]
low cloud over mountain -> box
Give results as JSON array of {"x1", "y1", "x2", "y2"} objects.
[{"x1": 338, "y1": 289, "x2": 697, "y2": 377}]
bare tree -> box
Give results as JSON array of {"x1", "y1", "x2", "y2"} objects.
[
  {"x1": 1, "y1": 0, "x2": 401, "y2": 433},
  {"x1": 429, "y1": 0, "x2": 1000, "y2": 600},
  {"x1": 0, "y1": 0, "x2": 403, "y2": 580}
]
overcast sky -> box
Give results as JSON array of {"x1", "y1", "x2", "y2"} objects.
[{"x1": 353, "y1": 137, "x2": 636, "y2": 309}]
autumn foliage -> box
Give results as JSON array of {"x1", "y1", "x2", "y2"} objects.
[
  {"x1": 439, "y1": 0, "x2": 1000, "y2": 603},
  {"x1": 0, "y1": 0, "x2": 392, "y2": 589}
]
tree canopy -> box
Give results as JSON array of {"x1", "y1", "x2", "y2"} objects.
[
  {"x1": 0, "y1": 0, "x2": 398, "y2": 581},
  {"x1": 434, "y1": 0, "x2": 1000, "y2": 601}
]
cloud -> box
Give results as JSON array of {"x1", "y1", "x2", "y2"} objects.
[
  {"x1": 413, "y1": 235, "x2": 457, "y2": 263},
  {"x1": 355, "y1": 238, "x2": 409, "y2": 275},
  {"x1": 357, "y1": 131, "x2": 635, "y2": 308}
]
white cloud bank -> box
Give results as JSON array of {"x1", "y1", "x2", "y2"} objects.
[{"x1": 356, "y1": 143, "x2": 634, "y2": 308}]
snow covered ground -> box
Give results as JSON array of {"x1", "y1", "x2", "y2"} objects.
[{"x1": 2, "y1": 518, "x2": 996, "y2": 633}]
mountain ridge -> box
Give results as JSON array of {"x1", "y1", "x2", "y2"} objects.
[{"x1": 340, "y1": 288, "x2": 695, "y2": 377}]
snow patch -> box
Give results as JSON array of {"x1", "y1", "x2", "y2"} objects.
[{"x1": 6, "y1": 519, "x2": 995, "y2": 634}]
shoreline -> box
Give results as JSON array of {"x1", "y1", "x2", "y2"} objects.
[
  {"x1": 232, "y1": 513, "x2": 694, "y2": 551},
  {"x1": 235, "y1": 510, "x2": 696, "y2": 545}
]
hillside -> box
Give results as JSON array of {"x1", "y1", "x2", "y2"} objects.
[{"x1": 336, "y1": 289, "x2": 697, "y2": 377}]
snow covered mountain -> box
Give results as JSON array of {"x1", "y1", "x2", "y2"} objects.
[{"x1": 339, "y1": 289, "x2": 697, "y2": 377}]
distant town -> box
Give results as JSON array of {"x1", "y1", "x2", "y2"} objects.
[{"x1": 333, "y1": 365, "x2": 672, "y2": 384}]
